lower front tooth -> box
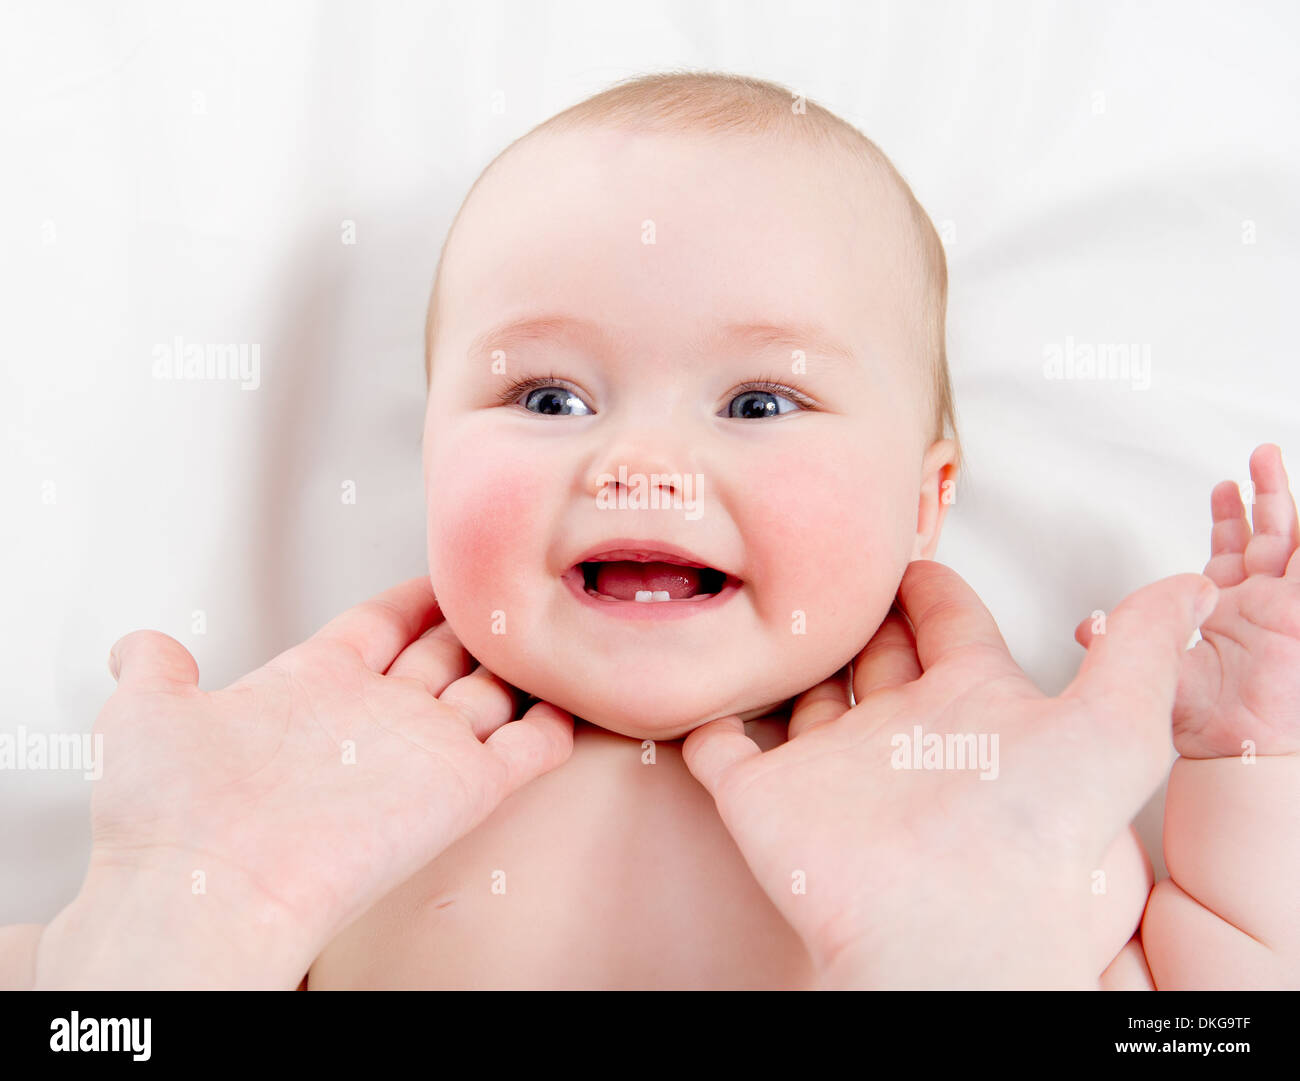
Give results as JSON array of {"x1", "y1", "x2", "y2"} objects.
[
  {"x1": 651, "y1": 591, "x2": 670, "y2": 601},
  {"x1": 635, "y1": 590, "x2": 653, "y2": 602},
  {"x1": 633, "y1": 590, "x2": 673, "y2": 603}
]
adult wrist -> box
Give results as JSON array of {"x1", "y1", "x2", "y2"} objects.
[{"x1": 34, "y1": 856, "x2": 315, "y2": 990}]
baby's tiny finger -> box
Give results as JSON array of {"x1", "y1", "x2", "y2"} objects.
[
  {"x1": 1073, "y1": 614, "x2": 1095, "y2": 649},
  {"x1": 1245, "y1": 444, "x2": 1300, "y2": 577},
  {"x1": 1205, "y1": 480, "x2": 1250, "y2": 587}
]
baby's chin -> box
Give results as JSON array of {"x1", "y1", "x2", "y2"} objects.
[
  {"x1": 536, "y1": 688, "x2": 785, "y2": 742},
  {"x1": 467, "y1": 645, "x2": 811, "y2": 741}
]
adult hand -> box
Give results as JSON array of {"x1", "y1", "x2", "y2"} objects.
[
  {"x1": 683, "y1": 560, "x2": 1216, "y2": 989},
  {"x1": 36, "y1": 577, "x2": 572, "y2": 988}
]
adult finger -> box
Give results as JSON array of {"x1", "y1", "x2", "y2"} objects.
[
  {"x1": 1064, "y1": 572, "x2": 1216, "y2": 754},
  {"x1": 109, "y1": 630, "x2": 200, "y2": 693},
  {"x1": 681, "y1": 716, "x2": 761, "y2": 798},
  {"x1": 788, "y1": 665, "x2": 851, "y2": 739},
  {"x1": 438, "y1": 665, "x2": 521, "y2": 741},
  {"x1": 896, "y1": 560, "x2": 1020, "y2": 679},
  {"x1": 852, "y1": 604, "x2": 922, "y2": 700},
  {"x1": 483, "y1": 700, "x2": 575, "y2": 795},
  {"x1": 385, "y1": 621, "x2": 474, "y2": 696},
  {"x1": 311, "y1": 576, "x2": 442, "y2": 672},
  {"x1": 1245, "y1": 444, "x2": 1300, "y2": 578}
]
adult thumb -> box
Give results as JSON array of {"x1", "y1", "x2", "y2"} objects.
[
  {"x1": 109, "y1": 630, "x2": 200, "y2": 693},
  {"x1": 1064, "y1": 572, "x2": 1216, "y2": 759}
]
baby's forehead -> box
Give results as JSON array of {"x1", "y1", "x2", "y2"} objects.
[
  {"x1": 431, "y1": 125, "x2": 938, "y2": 415},
  {"x1": 447, "y1": 126, "x2": 925, "y2": 311},
  {"x1": 482, "y1": 125, "x2": 912, "y2": 230}
]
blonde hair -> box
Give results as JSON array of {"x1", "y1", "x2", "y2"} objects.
[{"x1": 424, "y1": 69, "x2": 960, "y2": 473}]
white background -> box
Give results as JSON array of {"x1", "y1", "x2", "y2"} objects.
[{"x1": 2, "y1": 0, "x2": 1297, "y2": 923}]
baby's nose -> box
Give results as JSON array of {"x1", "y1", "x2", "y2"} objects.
[
  {"x1": 587, "y1": 465, "x2": 687, "y2": 502},
  {"x1": 584, "y1": 432, "x2": 698, "y2": 502}
]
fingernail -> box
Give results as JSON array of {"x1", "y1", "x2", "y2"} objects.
[{"x1": 1193, "y1": 580, "x2": 1219, "y2": 625}]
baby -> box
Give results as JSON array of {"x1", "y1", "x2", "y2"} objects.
[
  {"x1": 6, "y1": 71, "x2": 1296, "y2": 992},
  {"x1": 297, "y1": 72, "x2": 1297, "y2": 989}
]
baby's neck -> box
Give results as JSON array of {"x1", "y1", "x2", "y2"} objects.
[
  {"x1": 566, "y1": 696, "x2": 799, "y2": 745},
  {"x1": 736, "y1": 696, "x2": 798, "y2": 724}
]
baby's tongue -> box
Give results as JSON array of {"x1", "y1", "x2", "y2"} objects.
[{"x1": 593, "y1": 561, "x2": 702, "y2": 600}]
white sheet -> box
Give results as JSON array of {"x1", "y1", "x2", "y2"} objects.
[{"x1": 2, "y1": 0, "x2": 1298, "y2": 923}]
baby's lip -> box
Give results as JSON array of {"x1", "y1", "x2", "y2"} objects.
[{"x1": 567, "y1": 539, "x2": 737, "y2": 579}]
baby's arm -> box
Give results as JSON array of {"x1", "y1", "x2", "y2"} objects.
[
  {"x1": 1142, "y1": 753, "x2": 1300, "y2": 987},
  {"x1": 1093, "y1": 446, "x2": 1300, "y2": 988}
]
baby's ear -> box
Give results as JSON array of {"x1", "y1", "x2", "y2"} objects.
[{"x1": 912, "y1": 439, "x2": 959, "y2": 561}]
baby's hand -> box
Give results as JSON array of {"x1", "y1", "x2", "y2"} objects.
[
  {"x1": 683, "y1": 560, "x2": 1214, "y2": 989},
  {"x1": 1078, "y1": 444, "x2": 1300, "y2": 759},
  {"x1": 1176, "y1": 444, "x2": 1300, "y2": 757},
  {"x1": 52, "y1": 578, "x2": 572, "y2": 987}
]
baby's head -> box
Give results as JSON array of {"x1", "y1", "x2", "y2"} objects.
[{"x1": 421, "y1": 71, "x2": 960, "y2": 740}]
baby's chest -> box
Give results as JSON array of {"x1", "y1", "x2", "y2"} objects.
[
  {"x1": 307, "y1": 726, "x2": 816, "y2": 989},
  {"x1": 306, "y1": 725, "x2": 1152, "y2": 989}
]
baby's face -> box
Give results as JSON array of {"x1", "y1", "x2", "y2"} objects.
[{"x1": 423, "y1": 128, "x2": 949, "y2": 739}]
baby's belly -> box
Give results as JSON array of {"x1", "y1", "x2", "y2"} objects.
[{"x1": 307, "y1": 720, "x2": 817, "y2": 990}]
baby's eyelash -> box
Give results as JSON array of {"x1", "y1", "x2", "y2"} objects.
[
  {"x1": 493, "y1": 373, "x2": 820, "y2": 409},
  {"x1": 494, "y1": 373, "x2": 577, "y2": 406},
  {"x1": 733, "y1": 376, "x2": 819, "y2": 409}
]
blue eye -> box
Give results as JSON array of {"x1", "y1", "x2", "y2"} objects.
[
  {"x1": 522, "y1": 387, "x2": 592, "y2": 416},
  {"x1": 724, "y1": 385, "x2": 806, "y2": 419},
  {"x1": 497, "y1": 376, "x2": 811, "y2": 418},
  {"x1": 497, "y1": 377, "x2": 594, "y2": 415}
]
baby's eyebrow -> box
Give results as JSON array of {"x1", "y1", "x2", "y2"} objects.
[
  {"x1": 465, "y1": 312, "x2": 858, "y2": 369},
  {"x1": 467, "y1": 314, "x2": 609, "y2": 365},
  {"x1": 706, "y1": 321, "x2": 858, "y2": 368}
]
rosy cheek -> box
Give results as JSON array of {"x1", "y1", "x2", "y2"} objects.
[
  {"x1": 739, "y1": 444, "x2": 906, "y2": 617},
  {"x1": 426, "y1": 447, "x2": 548, "y2": 618}
]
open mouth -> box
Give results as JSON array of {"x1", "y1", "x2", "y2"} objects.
[
  {"x1": 562, "y1": 545, "x2": 741, "y2": 607},
  {"x1": 578, "y1": 560, "x2": 729, "y2": 602}
]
